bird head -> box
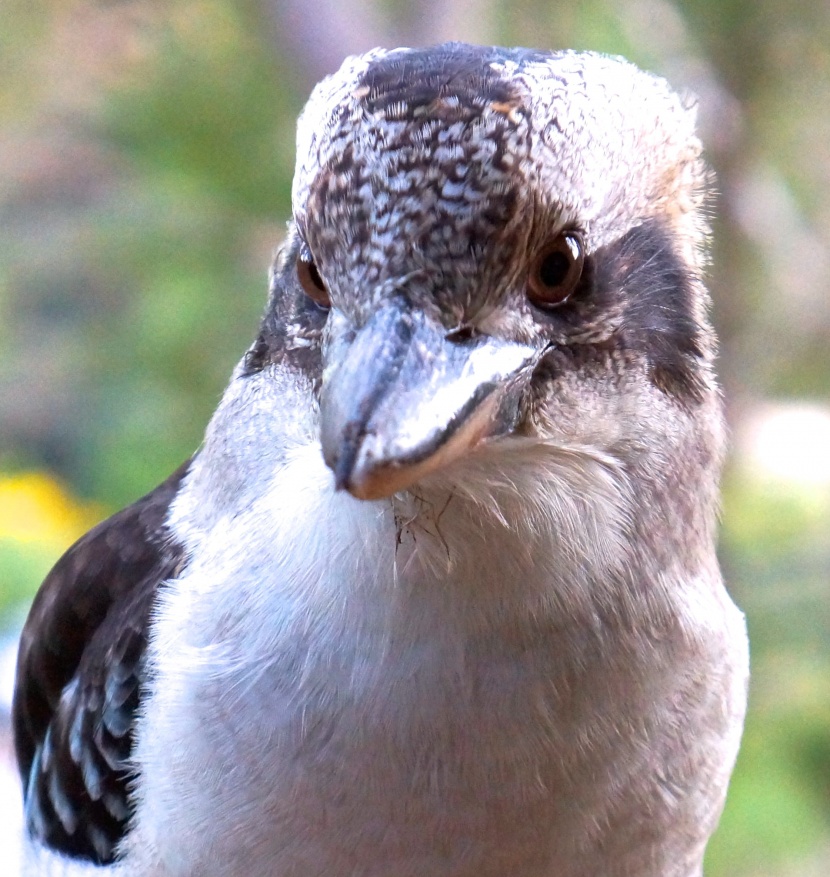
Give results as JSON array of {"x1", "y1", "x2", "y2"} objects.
[{"x1": 247, "y1": 44, "x2": 719, "y2": 507}]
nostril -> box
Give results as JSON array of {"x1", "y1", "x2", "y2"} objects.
[{"x1": 445, "y1": 324, "x2": 477, "y2": 343}]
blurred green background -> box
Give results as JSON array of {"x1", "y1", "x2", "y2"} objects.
[{"x1": 1, "y1": 1, "x2": 829, "y2": 874}]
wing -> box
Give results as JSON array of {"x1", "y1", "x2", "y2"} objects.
[{"x1": 12, "y1": 461, "x2": 191, "y2": 864}]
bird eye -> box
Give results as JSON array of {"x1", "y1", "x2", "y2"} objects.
[
  {"x1": 296, "y1": 248, "x2": 330, "y2": 308},
  {"x1": 527, "y1": 231, "x2": 585, "y2": 309}
]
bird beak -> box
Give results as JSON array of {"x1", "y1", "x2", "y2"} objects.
[{"x1": 320, "y1": 298, "x2": 539, "y2": 500}]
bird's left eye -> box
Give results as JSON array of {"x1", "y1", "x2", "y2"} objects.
[
  {"x1": 297, "y1": 248, "x2": 331, "y2": 309},
  {"x1": 527, "y1": 231, "x2": 585, "y2": 309}
]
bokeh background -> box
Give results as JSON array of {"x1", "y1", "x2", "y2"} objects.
[{"x1": 1, "y1": 0, "x2": 829, "y2": 873}]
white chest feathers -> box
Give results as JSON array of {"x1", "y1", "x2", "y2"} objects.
[{"x1": 124, "y1": 441, "x2": 747, "y2": 877}]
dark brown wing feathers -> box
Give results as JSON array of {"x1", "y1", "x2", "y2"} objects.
[{"x1": 13, "y1": 461, "x2": 191, "y2": 864}]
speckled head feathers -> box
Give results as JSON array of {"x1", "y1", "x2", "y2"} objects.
[{"x1": 291, "y1": 43, "x2": 707, "y2": 322}]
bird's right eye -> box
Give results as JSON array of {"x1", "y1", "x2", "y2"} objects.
[{"x1": 297, "y1": 248, "x2": 330, "y2": 309}]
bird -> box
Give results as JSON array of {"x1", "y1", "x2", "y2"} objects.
[{"x1": 13, "y1": 42, "x2": 749, "y2": 877}]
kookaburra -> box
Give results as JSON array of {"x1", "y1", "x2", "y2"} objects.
[{"x1": 14, "y1": 43, "x2": 748, "y2": 877}]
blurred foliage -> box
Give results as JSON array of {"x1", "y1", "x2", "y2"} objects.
[
  {"x1": 707, "y1": 473, "x2": 830, "y2": 874},
  {"x1": 0, "y1": 1, "x2": 828, "y2": 875},
  {"x1": 1, "y1": 0, "x2": 296, "y2": 506}
]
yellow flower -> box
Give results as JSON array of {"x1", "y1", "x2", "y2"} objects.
[{"x1": 0, "y1": 472, "x2": 103, "y2": 552}]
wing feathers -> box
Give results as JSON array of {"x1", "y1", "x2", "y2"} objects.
[{"x1": 13, "y1": 461, "x2": 191, "y2": 864}]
